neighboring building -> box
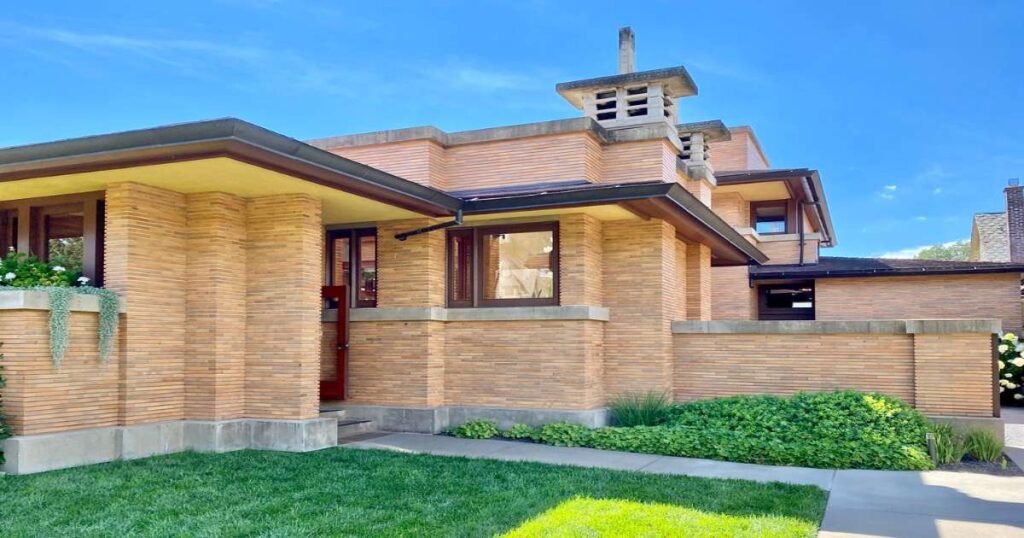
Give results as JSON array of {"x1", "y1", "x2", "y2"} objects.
[
  {"x1": 971, "y1": 181, "x2": 1024, "y2": 263},
  {"x1": 0, "y1": 29, "x2": 1010, "y2": 474}
]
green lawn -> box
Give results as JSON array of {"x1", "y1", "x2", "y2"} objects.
[{"x1": 0, "y1": 448, "x2": 827, "y2": 537}]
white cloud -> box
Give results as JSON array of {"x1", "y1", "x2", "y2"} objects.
[
  {"x1": 933, "y1": 187, "x2": 943, "y2": 195},
  {"x1": 883, "y1": 185, "x2": 897, "y2": 191},
  {"x1": 878, "y1": 184, "x2": 897, "y2": 200},
  {"x1": 913, "y1": 216, "x2": 928, "y2": 221}
]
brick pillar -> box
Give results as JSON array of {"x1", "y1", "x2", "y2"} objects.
[
  {"x1": 244, "y1": 194, "x2": 322, "y2": 420},
  {"x1": 184, "y1": 193, "x2": 247, "y2": 421},
  {"x1": 603, "y1": 219, "x2": 677, "y2": 397},
  {"x1": 913, "y1": 332, "x2": 995, "y2": 417},
  {"x1": 104, "y1": 182, "x2": 187, "y2": 425},
  {"x1": 558, "y1": 214, "x2": 603, "y2": 305},
  {"x1": 685, "y1": 242, "x2": 712, "y2": 321},
  {"x1": 348, "y1": 219, "x2": 446, "y2": 406},
  {"x1": 1005, "y1": 185, "x2": 1024, "y2": 262}
]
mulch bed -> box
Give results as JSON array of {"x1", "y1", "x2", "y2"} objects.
[{"x1": 938, "y1": 454, "x2": 1024, "y2": 476}]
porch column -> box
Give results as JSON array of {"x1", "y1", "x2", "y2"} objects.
[
  {"x1": 244, "y1": 194, "x2": 323, "y2": 420},
  {"x1": 685, "y1": 242, "x2": 712, "y2": 321},
  {"x1": 184, "y1": 193, "x2": 247, "y2": 421},
  {"x1": 104, "y1": 182, "x2": 188, "y2": 425}
]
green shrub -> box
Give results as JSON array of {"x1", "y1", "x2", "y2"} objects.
[
  {"x1": 929, "y1": 423, "x2": 967, "y2": 465},
  {"x1": 450, "y1": 420, "x2": 498, "y2": 439},
  {"x1": 538, "y1": 391, "x2": 931, "y2": 470},
  {"x1": 609, "y1": 391, "x2": 673, "y2": 427},
  {"x1": 0, "y1": 251, "x2": 80, "y2": 288},
  {"x1": 537, "y1": 422, "x2": 593, "y2": 447},
  {"x1": 997, "y1": 332, "x2": 1024, "y2": 405},
  {"x1": 501, "y1": 423, "x2": 540, "y2": 441},
  {"x1": 964, "y1": 429, "x2": 1003, "y2": 462}
]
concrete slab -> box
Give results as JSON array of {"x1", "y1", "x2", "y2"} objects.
[
  {"x1": 487, "y1": 443, "x2": 661, "y2": 472},
  {"x1": 639, "y1": 454, "x2": 835, "y2": 490}
]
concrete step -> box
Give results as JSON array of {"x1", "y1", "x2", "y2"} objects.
[
  {"x1": 337, "y1": 419, "x2": 375, "y2": 439},
  {"x1": 319, "y1": 409, "x2": 347, "y2": 420}
]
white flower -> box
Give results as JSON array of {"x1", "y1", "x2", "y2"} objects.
[
  {"x1": 1000, "y1": 379, "x2": 1009, "y2": 386},
  {"x1": 1009, "y1": 383, "x2": 1018, "y2": 390},
  {"x1": 3, "y1": 272, "x2": 15, "y2": 281},
  {"x1": 77, "y1": 276, "x2": 90, "y2": 284},
  {"x1": 1006, "y1": 373, "x2": 1014, "y2": 378},
  {"x1": 1008, "y1": 333, "x2": 1019, "y2": 342},
  {"x1": 1013, "y1": 358, "x2": 1024, "y2": 368},
  {"x1": 999, "y1": 344, "x2": 1009, "y2": 353},
  {"x1": 1000, "y1": 360, "x2": 1006, "y2": 370},
  {"x1": 1017, "y1": 394, "x2": 1024, "y2": 400},
  {"x1": 1001, "y1": 387, "x2": 1006, "y2": 393},
  {"x1": 1015, "y1": 344, "x2": 1023, "y2": 352},
  {"x1": 52, "y1": 266, "x2": 65, "y2": 273}
]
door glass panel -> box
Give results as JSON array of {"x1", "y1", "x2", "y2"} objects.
[
  {"x1": 357, "y1": 234, "x2": 376, "y2": 306},
  {"x1": 328, "y1": 236, "x2": 350, "y2": 309}
]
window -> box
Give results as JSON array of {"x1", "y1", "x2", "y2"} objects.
[
  {"x1": 325, "y1": 228, "x2": 377, "y2": 308},
  {"x1": 0, "y1": 194, "x2": 104, "y2": 285},
  {"x1": 447, "y1": 222, "x2": 558, "y2": 307},
  {"x1": 757, "y1": 281, "x2": 815, "y2": 320},
  {"x1": 751, "y1": 201, "x2": 789, "y2": 235}
]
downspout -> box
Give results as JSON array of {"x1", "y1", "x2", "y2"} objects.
[
  {"x1": 395, "y1": 209, "x2": 464, "y2": 241},
  {"x1": 798, "y1": 175, "x2": 826, "y2": 260}
]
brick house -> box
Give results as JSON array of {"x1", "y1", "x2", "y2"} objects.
[{"x1": 0, "y1": 29, "x2": 1015, "y2": 474}]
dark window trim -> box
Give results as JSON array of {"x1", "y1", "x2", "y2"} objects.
[
  {"x1": 757, "y1": 280, "x2": 815, "y2": 321},
  {"x1": 325, "y1": 227, "x2": 377, "y2": 308},
  {"x1": 446, "y1": 221, "x2": 559, "y2": 308},
  {"x1": 750, "y1": 199, "x2": 792, "y2": 235}
]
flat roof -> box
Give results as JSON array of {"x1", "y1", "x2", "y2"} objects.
[{"x1": 752, "y1": 256, "x2": 1024, "y2": 279}]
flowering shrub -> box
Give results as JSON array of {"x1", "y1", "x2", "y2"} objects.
[
  {"x1": 0, "y1": 250, "x2": 87, "y2": 288},
  {"x1": 997, "y1": 332, "x2": 1024, "y2": 405}
]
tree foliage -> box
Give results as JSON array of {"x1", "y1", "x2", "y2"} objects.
[{"x1": 916, "y1": 240, "x2": 970, "y2": 261}]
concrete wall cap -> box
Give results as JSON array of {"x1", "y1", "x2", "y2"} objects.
[
  {"x1": 672, "y1": 319, "x2": 1001, "y2": 335},
  {"x1": 0, "y1": 289, "x2": 125, "y2": 314},
  {"x1": 336, "y1": 305, "x2": 610, "y2": 323}
]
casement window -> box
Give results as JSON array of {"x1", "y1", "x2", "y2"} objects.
[
  {"x1": 0, "y1": 194, "x2": 104, "y2": 286},
  {"x1": 325, "y1": 228, "x2": 377, "y2": 308},
  {"x1": 447, "y1": 222, "x2": 559, "y2": 307},
  {"x1": 757, "y1": 281, "x2": 815, "y2": 320},
  {"x1": 750, "y1": 200, "x2": 790, "y2": 235}
]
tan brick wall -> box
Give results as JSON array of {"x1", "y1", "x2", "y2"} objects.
[
  {"x1": 558, "y1": 214, "x2": 603, "y2": 305},
  {"x1": 674, "y1": 331, "x2": 994, "y2": 417},
  {"x1": 347, "y1": 320, "x2": 445, "y2": 406},
  {"x1": 674, "y1": 240, "x2": 688, "y2": 320},
  {"x1": 105, "y1": 182, "x2": 187, "y2": 425},
  {"x1": 601, "y1": 140, "x2": 676, "y2": 184},
  {"x1": 185, "y1": 193, "x2": 247, "y2": 421},
  {"x1": 0, "y1": 311, "x2": 124, "y2": 435},
  {"x1": 711, "y1": 192, "x2": 749, "y2": 228},
  {"x1": 244, "y1": 194, "x2": 322, "y2": 420},
  {"x1": 685, "y1": 242, "x2": 711, "y2": 321},
  {"x1": 333, "y1": 140, "x2": 447, "y2": 189},
  {"x1": 603, "y1": 219, "x2": 676, "y2": 396},
  {"x1": 444, "y1": 320, "x2": 604, "y2": 409},
  {"x1": 708, "y1": 127, "x2": 769, "y2": 171},
  {"x1": 376, "y1": 219, "x2": 446, "y2": 308},
  {"x1": 711, "y1": 266, "x2": 755, "y2": 320},
  {"x1": 759, "y1": 238, "x2": 819, "y2": 265},
  {"x1": 446, "y1": 133, "x2": 602, "y2": 190},
  {"x1": 816, "y1": 274, "x2": 1023, "y2": 329}
]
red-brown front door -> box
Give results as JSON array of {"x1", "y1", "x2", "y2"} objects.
[{"x1": 321, "y1": 285, "x2": 348, "y2": 400}]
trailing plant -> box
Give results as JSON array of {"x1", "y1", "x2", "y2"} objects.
[
  {"x1": 997, "y1": 332, "x2": 1024, "y2": 405},
  {"x1": 449, "y1": 419, "x2": 498, "y2": 439},
  {"x1": 964, "y1": 429, "x2": 1004, "y2": 463},
  {"x1": 0, "y1": 251, "x2": 119, "y2": 366},
  {"x1": 501, "y1": 423, "x2": 540, "y2": 441},
  {"x1": 928, "y1": 423, "x2": 967, "y2": 465},
  {"x1": 609, "y1": 391, "x2": 673, "y2": 427},
  {"x1": 0, "y1": 345, "x2": 9, "y2": 467}
]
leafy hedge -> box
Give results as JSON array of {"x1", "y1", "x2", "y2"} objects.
[{"x1": 451, "y1": 391, "x2": 933, "y2": 470}]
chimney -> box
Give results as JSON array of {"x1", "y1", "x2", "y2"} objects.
[
  {"x1": 1006, "y1": 178, "x2": 1024, "y2": 262},
  {"x1": 618, "y1": 27, "x2": 635, "y2": 74}
]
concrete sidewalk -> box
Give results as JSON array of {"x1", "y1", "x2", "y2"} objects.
[{"x1": 347, "y1": 433, "x2": 1024, "y2": 538}]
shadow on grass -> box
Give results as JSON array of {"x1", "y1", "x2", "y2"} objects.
[{"x1": 0, "y1": 448, "x2": 826, "y2": 537}]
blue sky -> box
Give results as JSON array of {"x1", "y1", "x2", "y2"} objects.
[{"x1": 2, "y1": 1, "x2": 1022, "y2": 257}]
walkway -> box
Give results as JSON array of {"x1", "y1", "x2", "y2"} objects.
[
  {"x1": 1004, "y1": 407, "x2": 1024, "y2": 469},
  {"x1": 348, "y1": 433, "x2": 1024, "y2": 538}
]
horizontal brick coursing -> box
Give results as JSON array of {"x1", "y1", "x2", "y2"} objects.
[
  {"x1": 333, "y1": 140, "x2": 447, "y2": 189},
  {"x1": 816, "y1": 274, "x2": 1022, "y2": 330},
  {"x1": 711, "y1": 266, "x2": 755, "y2": 320},
  {"x1": 758, "y1": 238, "x2": 819, "y2": 265},
  {"x1": 346, "y1": 320, "x2": 444, "y2": 406}
]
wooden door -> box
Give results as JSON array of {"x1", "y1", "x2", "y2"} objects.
[{"x1": 321, "y1": 285, "x2": 348, "y2": 400}]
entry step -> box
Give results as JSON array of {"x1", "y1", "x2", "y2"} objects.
[{"x1": 337, "y1": 419, "x2": 375, "y2": 440}]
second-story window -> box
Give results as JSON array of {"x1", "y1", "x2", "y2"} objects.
[
  {"x1": 447, "y1": 222, "x2": 559, "y2": 308},
  {"x1": 751, "y1": 201, "x2": 789, "y2": 235}
]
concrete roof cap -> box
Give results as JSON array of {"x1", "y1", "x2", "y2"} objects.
[{"x1": 555, "y1": 66, "x2": 698, "y2": 109}]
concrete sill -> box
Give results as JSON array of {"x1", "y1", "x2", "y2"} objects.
[
  {"x1": 672, "y1": 319, "x2": 1002, "y2": 335},
  {"x1": 0, "y1": 289, "x2": 120, "y2": 313},
  {"x1": 324, "y1": 305, "x2": 610, "y2": 323}
]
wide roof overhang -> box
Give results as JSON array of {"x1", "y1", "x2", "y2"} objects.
[{"x1": 0, "y1": 118, "x2": 766, "y2": 265}]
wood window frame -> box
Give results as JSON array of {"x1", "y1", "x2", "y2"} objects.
[
  {"x1": 325, "y1": 227, "x2": 377, "y2": 308},
  {"x1": 446, "y1": 221, "x2": 560, "y2": 308},
  {"x1": 749, "y1": 200, "x2": 793, "y2": 235},
  {"x1": 0, "y1": 192, "x2": 105, "y2": 287}
]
